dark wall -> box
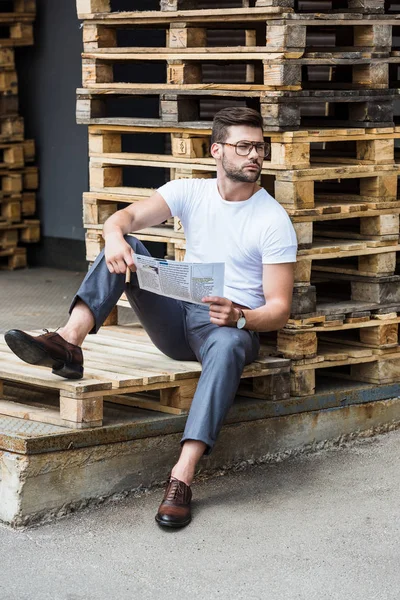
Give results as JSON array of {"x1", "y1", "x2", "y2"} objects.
[
  {"x1": 15, "y1": 0, "x2": 165, "y2": 269},
  {"x1": 16, "y1": 0, "x2": 88, "y2": 269}
]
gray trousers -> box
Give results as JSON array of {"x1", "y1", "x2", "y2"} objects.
[{"x1": 70, "y1": 236, "x2": 260, "y2": 454}]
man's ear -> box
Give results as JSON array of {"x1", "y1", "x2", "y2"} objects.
[{"x1": 211, "y1": 142, "x2": 222, "y2": 160}]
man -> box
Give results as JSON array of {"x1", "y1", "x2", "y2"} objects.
[{"x1": 5, "y1": 107, "x2": 297, "y2": 528}]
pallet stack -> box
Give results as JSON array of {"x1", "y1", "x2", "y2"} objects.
[
  {"x1": 76, "y1": 0, "x2": 400, "y2": 399},
  {"x1": 0, "y1": 0, "x2": 39, "y2": 271}
]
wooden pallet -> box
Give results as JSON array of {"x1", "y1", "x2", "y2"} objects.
[
  {"x1": 0, "y1": 0, "x2": 35, "y2": 20},
  {"x1": 289, "y1": 349, "x2": 400, "y2": 395},
  {"x1": 0, "y1": 219, "x2": 40, "y2": 248},
  {"x1": 256, "y1": 0, "x2": 394, "y2": 12},
  {"x1": 0, "y1": 326, "x2": 291, "y2": 428},
  {"x1": 87, "y1": 149, "x2": 400, "y2": 209},
  {"x1": 0, "y1": 116, "x2": 24, "y2": 142},
  {"x1": 272, "y1": 312, "x2": 400, "y2": 358},
  {"x1": 88, "y1": 123, "x2": 400, "y2": 171},
  {"x1": 0, "y1": 246, "x2": 26, "y2": 270},
  {"x1": 0, "y1": 193, "x2": 36, "y2": 224},
  {"x1": 82, "y1": 53, "x2": 400, "y2": 93},
  {"x1": 76, "y1": 88, "x2": 396, "y2": 130}
]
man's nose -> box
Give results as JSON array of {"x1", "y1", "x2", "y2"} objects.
[{"x1": 248, "y1": 145, "x2": 259, "y2": 159}]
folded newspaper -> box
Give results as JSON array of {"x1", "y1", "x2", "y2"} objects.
[{"x1": 132, "y1": 254, "x2": 225, "y2": 304}]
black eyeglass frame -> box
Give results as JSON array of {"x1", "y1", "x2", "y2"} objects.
[{"x1": 216, "y1": 140, "x2": 270, "y2": 158}]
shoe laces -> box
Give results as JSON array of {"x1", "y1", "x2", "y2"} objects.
[
  {"x1": 165, "y1": 477, "x2": 187, "y2": 502},
  {"x1": 41, "y1": 327, "x2": 60, "y2": 335}
]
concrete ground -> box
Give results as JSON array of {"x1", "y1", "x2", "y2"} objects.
[
  {"x1": 0, "y1": 429, "x2": 399, "y2": 600},
  {"x1": 1, "y1": 268, "x2": 400, "y2": 599}
]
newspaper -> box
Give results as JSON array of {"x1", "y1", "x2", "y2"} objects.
[{"x1": 132, "y1": 254, "x2": 225, "y2": 304}]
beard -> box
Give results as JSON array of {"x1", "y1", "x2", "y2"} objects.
[{"x1": 221, "y1": 153, "x2": 262, "y2": 183}]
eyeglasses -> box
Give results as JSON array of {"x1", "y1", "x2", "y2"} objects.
[{"x1": 217, "y1": 141, "x2": 270, "y2": 158}]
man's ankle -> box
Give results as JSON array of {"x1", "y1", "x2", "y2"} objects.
[
  {"x1": 171, "y1": 465, "x2": 195, "y2": 487},
  {"x1": 57, "y1": 328, "x2": 83, "y2": 347}
]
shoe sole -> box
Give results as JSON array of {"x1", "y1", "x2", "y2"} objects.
[
  {"x1": 155, "y1": 515, "x2": 191, "y2": 529},
  {"x1": 4, "y1": 330, "x2": 83, "y2": 380}
]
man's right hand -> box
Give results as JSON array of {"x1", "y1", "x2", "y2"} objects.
[{"x1": 104, "y1": 233, "x2": 136, "y2": 274}]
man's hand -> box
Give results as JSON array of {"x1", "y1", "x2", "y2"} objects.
[
  {"x1": 104, "y1": 232, "x2": 136, "y2": 275},
  {"x1": 202, "y1": 296, "x2": 240, "y2": 327}
]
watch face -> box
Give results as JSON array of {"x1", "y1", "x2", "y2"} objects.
[{"x1": 237, "y1": 316, "x2": 246, "y2": 329}]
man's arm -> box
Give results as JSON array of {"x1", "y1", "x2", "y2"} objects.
[
  {"x1": 102, "y1": 192, "x2": 172, "y2": 274},
  {"x1": 203, "y1": 262, "x2": 294, "y2": 332}
]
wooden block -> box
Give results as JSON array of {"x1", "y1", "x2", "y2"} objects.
[
  {"x1": 263, "y1": 62, "x2": 301, "y2": 87},
  {"x1": 360, "y1": 175, "x2": 397, "y2": 200},
  {"x1": 60, "y1": 393, "x2": 103, "y2": 424},
  {"x1": 3, "y1": 174, "x2": 22, "y2": 193},
  {"x1": 349, "y1": 100, "x2": 393, "y2": 125},
  {"x1": 8, "y1": 247, "x2": 26, "y2": 269},
  {"x1": 270, "y1": 141, "x2": 309, "y2": 168},
  {"x1": 358, "y1": 252, "x2": 396, "y2": 275},
  {"x1": 89, "y1": 132, "x2": 121, "y2": 154},
  {"x1": 356, "y1": 138, "x2": 394, "y2": 164},
  {"x1": 167, "y1": 61, "x2": 202, "y2": 85},
  {"x1": 252, "y1": 371, "x2": 290, "y2": 400},
  {"x1": 22, "y1": 167, "x2": 38, "y2": 190},
  {"x1": 82, "y1": 59, "x2": 113, "y2": 87},
  {"x1": 291, "y1": 285, "x2": 316, "y2": 316},
  {"x1": 353, "y1": 63, "x2": 388, "y2": 88},
  {"x1": 266, "y1": 24, "x2": 306, "y2": 51},
  {"x1": 359, "y1": 323, "x2": 398, "y2": 347},
  {"x1": 1, "y1": 198, "x2": 21, "y2": 222},
  {"x1": 83, "y1": 23, "x2": 117, "y2": 50},
  {"x1": 277, "y1": 329, "x2": 317, "y2": 359},
  {"x1": 10, "y1": 23, "x2": 33, "y2": 44},
  {"x1": 168, "y1": 26, "x2": 206, "y2": 49},
  {"x1": 260, "y1": 101, "x2": 300, "y2": 129},
  {"x1": 20, "y1": 221, "x2": 40, "y2": 243},
  {"x1": 360, "y1": 214, "x2": 399, "y2": 236},
  {"x1": 90, "y1": 164, "x2": 122, "y2": 189},
  {"x1": 160, "y1": 379, "x2": 198, "y2": 410},
  {"x1": 293, "y1": 221, "x2": 312, "y2": 248},
  {"x1": 76, "y1": 0, "x2": 110, "y2": 15},
  {"x1": 21, "y1": 192, "x2": 35, "y2": 216},
  {"x1": 171, "y1": 134, "x2": 209, "y2": 159},
  {"x1": 275, "y1": 180, "x2": 314, "y2": 208},
  {"x1": 290, "y1": 368, "x2": 315, "y2": 396},
  {"x1": 4, "y1": 145, "x2": 23, "y2": 168},
  {"x1": 83, "y1": 198, "x2": 116, "y2": 225},
  {"x1": 172, "y1": 167, "x2": 212, "y2": 180},
  {"x1": 351, "y1": 357, "x2": 400, "y2": 384},
  {"x1": 0, "y1": 70, "x2": 17, "y2": 94},
  {"x1": 0, "y1": 229, "x2": 18, "y2": 248},
  {"x1": 351, "y1": 280, "x2": 400, "y2": 304},
  {"x1": 353, "y1": 24, "x2": 391, "y2": 48}
]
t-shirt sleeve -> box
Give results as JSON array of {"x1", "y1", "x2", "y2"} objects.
[
  {"x1": 261, "y1": 208, "x2": 298, "y2": 264},
  {"x1": 157, "y1": 179, "x2": 190, "y2": 220}
]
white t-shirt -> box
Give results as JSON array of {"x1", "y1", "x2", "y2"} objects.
[{"x1": 158, "y1": 178, "x2": 297, "y2": 310}]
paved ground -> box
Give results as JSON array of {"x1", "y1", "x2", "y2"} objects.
[
  {"x1": 0, "y1": 429, "x2": 399, "y2": 600},
  {"x1": 0, "y1": 266, "x2": 134, "y2": 333},
  {"x1": 1, "y1": 267, "x2": 399, "y2": 599}
]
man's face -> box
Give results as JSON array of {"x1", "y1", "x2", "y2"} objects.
[{"x1": 219, "y1": 125, "x2": 264, "y2": 183}]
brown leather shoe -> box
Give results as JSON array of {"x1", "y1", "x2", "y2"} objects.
[
  {"x1": 4, "y1": 329, "x2": 84, "y2": 379},
  {"x1": 155, "y1": 476, "x2": 192, "y2": 528}
]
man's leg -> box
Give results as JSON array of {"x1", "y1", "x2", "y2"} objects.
[
  {"x1": 174, "y1": 304, "x2": 260, "y2": 481},
  {"x1": 5, "y1": 237, "x2": 195, "y2": 378}
]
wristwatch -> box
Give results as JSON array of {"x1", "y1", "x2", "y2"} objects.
[{"x1": 236, "y1": 308, "x2": 247, "y2": 330}]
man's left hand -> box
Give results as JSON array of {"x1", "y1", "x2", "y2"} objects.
[{"x1": 202, "y1": 296, "x2": 239, "y2": 327}]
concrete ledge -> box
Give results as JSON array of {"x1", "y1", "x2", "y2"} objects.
[{"x1": 1, "y1": 396, "x2": 400, "y2": 528}]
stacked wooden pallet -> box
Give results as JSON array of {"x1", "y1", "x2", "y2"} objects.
[
  {"x1": 76, "y1": 0, "x2": 400, "y2": 398},
  {"x1": 0, "y1": 0, "x2": 39, "y2": 271}
]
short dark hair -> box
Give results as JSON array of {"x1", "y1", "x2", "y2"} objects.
[{"x1": 211, "y1": 107, "x2": 263, "y2": 145}]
